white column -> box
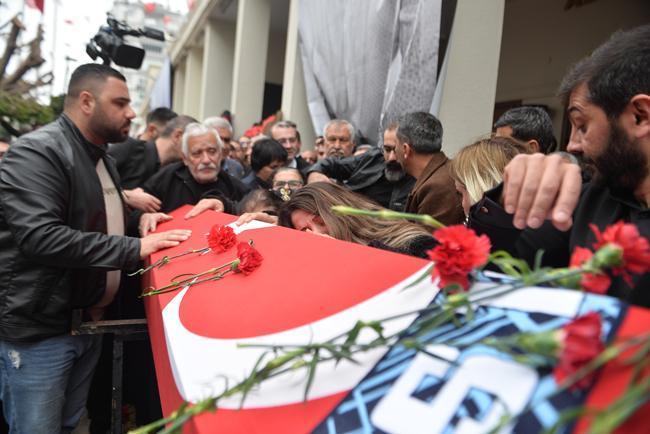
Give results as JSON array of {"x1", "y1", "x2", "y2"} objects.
[
  {"x1": 183, "y1": 45, "x2": 204, "y2": 119},
  {"x1": 280, "y1": 0, "x2": 316, "y2": 149},
  {"x1": 172, "y1": 58, "x2": 186, "y2": 113},
  {"x1": 435, "y1": 0, "x2": 505, "y2": 156},
  {"x1": 230, "y1": 0, "x2": 271, "y2": 136},
  {"x1": 200, "y1": 18, "x2": 236, "y2": 120}
]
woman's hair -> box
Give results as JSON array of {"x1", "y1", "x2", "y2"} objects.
[
  {"x1": 278, "y1": 182, "x2": 431, "y2": 250},
  {"x1": 250, "y1": 139, "x2": 288, "y2": 172},
  {"x1": 238, "y1": 189, "x2": 283, "y2": 215},
  {"x1": 450, "y1": 136, "x2": 526, "y2": 205}
]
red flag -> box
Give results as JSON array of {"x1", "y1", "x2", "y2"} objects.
[
  {"x1": 25, "y1": 0, "x2": 44, "y2": 13},
  {"x1": 145, "y1": 206, "x2": 436, "y2": 433}
]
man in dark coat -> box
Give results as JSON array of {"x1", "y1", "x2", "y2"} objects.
[
  {"x1": 307, "y1": 124, "x2": 415, "y2": 211},
  {"x1": 0, "y1": 64, "x2": 190, "y2": 433},
  {"x1": 138, "y1": 122, "x2": 250, "y2": 235},
  {"x1": 471, "y1": 25, "x2": 650, "y2": 307}
]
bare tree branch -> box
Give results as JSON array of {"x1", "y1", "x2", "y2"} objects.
[
  {"x1": 1, "y1": 23, "x2": 45, "y2": 90},
  {"x1": 4, "y1": 71, "x2": 53, "y2": 94},
  {"x1": 0, "y1": 15, "x2": 24, "y2": 80}
]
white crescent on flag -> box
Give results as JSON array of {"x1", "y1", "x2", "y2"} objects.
[{"x1": 162, "y1": 262, "x2": 438, "y2": 407}]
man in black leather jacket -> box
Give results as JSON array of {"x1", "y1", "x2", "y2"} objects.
[
  {"x1": 0, "y1": 64, "x2": 191, "y2": 433},
  {"x1": 307, "y1": 125, "x2": 415, "y2": 211}
]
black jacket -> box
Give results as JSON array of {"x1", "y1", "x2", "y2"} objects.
[
  {"x1": 469, "y1": 183, "x2": 650, "y2": 307},
  {"x1": 0, "y1": 115, "x2": 142, "y2": 341},
  {"x1": 294, "y1": 155, "x2": 312, "y2": 173},
  {"x1": 307, "y1": 149, "x2": 415, "y2": 211},
  {"x1": 108, "y1": 137, "x2": 160, "y2": 189},
  {"x1": 241, "y1": 171, "x2": 272, "y2": 191},
  {"x1": 142, "y1": 161, "x2": 250, "y2": 214}
]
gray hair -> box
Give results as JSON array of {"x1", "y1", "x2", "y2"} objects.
[
  {"x1": 273, "y1": 120, "x2": 298, "y2": 130},
  {"x1": 181, "y1": 122, "x2": 223, "y2": 156},
  {"x1": 160, "y1": 115, "x2": 198, "y2": 138},
  {"x1": 395, "y1": 112, "x2": 443, "y2": 154},
  {"x1": 203, "y1": 116, "x2": 233, "y2": 134},
  {"x1": 323, "y1": 119, "x2": 356, "y2": 144}
]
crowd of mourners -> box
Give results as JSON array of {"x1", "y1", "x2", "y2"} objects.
[{"x1": 0, "y1": 22, "x2": 647, "y2": 434}]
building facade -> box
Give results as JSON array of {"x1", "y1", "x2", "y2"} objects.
[{"x1": 162, "y1": 0, "x2": 649, "y2": 153}]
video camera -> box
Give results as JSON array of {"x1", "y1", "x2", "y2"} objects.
[{"x1": 86, "y1": 15, "x2": 165, "y2": 69}]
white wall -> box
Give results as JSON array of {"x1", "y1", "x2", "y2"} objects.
[
  {"x1": 201, "y1": 18, "x2": 236, "y2": 120},
  {"x1": 496, "y1": 0, "x2": 650, "y2": 141},
  {"x1": 436, "y1": 0, "x2": 505, "y2": 157}
]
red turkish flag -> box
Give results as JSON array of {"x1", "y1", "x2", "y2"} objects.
[
  {"x1": 144, "y1": 205, "x2": 437, "y2": 433},
  {"x1": 25, "y1": 0, "x2": 44, "y2": 13}
]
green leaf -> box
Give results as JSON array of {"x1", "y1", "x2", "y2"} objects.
[
  {"x1": 303, "y1": 349, "x2": 320, "y2": 401},
  {"x1": 402, "y1": 264, "x2": 434, "y2": 291},
  {"x1": 533, "y1": 249, "x2": 546, "y2": 272},
  {"x1": 590, "y1": 377, "x2": 650, "y2": 434},
  {"x1": 238, "y1": 351, "x2": 270, "y2": 408}
]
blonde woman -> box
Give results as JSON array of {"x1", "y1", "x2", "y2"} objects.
[
  {"x1": 450, "y1": 136, "x2": 526, "y2": 217},
  {"x1": 279, "y1": 182, "x2": 435, "y2": 258}
]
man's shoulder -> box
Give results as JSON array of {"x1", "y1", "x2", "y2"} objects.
[
  {"x1": 219, "y1": 170, "x2": 251, "y2": 193},
  {"x1": 5, "y1": 120, "x2": 73, "y2": 168},
  {"x1": 417, "y1": 154, "x2": 453, "y2": 190},
  {"x1": 154, "y1": 160, "x2": 185, "y2": 177},
  {"x1": 13, "y1": 119, "x2": 67, "y2": 149},
  {"x1": 108, "y1": 137, "x2": 146, "y2": 157}
]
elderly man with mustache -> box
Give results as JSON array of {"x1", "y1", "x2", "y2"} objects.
[
  {"x1": 138, "y1": 122, "x2": 250, "y2": 236},
  {"x1": 306, "y1": 123, "x2": 415, "y2": 211}
]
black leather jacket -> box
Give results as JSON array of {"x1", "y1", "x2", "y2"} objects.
[
  {"x1": 307, "y1": 149, "x2": 415, "y2": 211},
  {"x1": 469, "y1": 183, "x2": 650, "y2": 307},
  {"x1": 0, "y1": 115, "x2": 141, "y2": 341}
]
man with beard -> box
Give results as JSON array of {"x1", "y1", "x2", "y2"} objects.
[
  {"x1": 305, "y1": 124, "x2": 415, "y2": 211},
  {"x1": 469, "y1": 24, "x2": 650, "y2": 307},
  {"x1": 138, "y1": 122, "x2": 249, "y2": 235},
  {"x1": 0, "y1": 64, "x2": 191, "y2": 432},
  {"x1": 392, "y1": 111, "x2": 464, "y2": 225}
]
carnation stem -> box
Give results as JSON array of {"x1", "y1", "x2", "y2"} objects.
[
  {"x1": 139, "y1": 262, "x2": 235, "y2": 297},
  {"x1": 331, "y1": 206, "x2": 445, "y2": 228},
  {"x1": 129, "y1": 247, "x2": 211, "y2": 276},
  {"x1": 490, "y1": 332, "x2": 650, "y2": 432}
]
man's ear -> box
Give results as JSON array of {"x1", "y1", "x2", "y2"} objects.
[
  {"x1": 629, "y1": 94, "x2": 650, "y2": 140},
  {"x1": 403, "y1": 142, "x2": 413, "y2": 159},
  {"x1": 526, "y1": 139, "x2": 540, "y2": 154},
  {"x1": 172, "y1": 128, "x2": 184, "y2": 144},
  {"x1": 146, "y1": 123, "x2": 159, "y2": 138},
  {"x1": 78, "y1": 91, "x2": 95, "y2": 116}
]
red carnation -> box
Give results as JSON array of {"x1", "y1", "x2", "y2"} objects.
[
  {"x1": 590, "y1": 221, "x2": 650, "y2": 286},
  {"x1": 235, "y1": 242, "x2": 263, "y2": 275},
  {"x1": 428, "y1": 225, "x2": 491, "y2": 291},
  {"x1": 569, "y1": 246, "x2": 611, "y2": 294},
  {"x1": 207, "y1": 225, "x2": 237, "y2": 253},
  {"x1": 554, "y1": 311, "x2": 604, "y2": 390}
]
